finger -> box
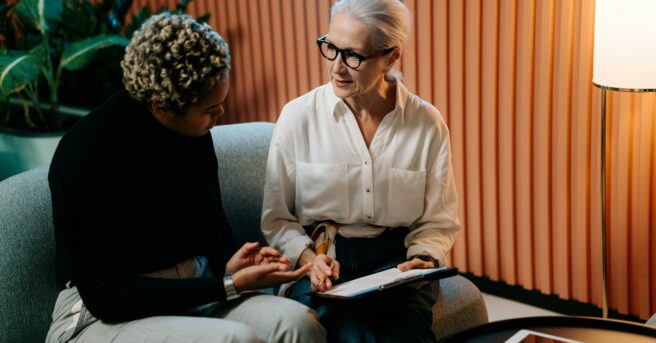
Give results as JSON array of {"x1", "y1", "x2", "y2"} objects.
[
  {"x1": 315, "y1": 255, "x2": 333, "y2": 276},
  {"x1": 269, "y1": 262, "x2": 286, "y2": 271},
  {"x1": 397, "y1": 260, "x2": 414, "y2": 272},
  {"x1": 276, "y1": 259, "x2": 291, "y2": 270},
  {"x1": 237, "y1": 241, "x2": 260, "y2": 256},
  {"x1": 291, "y1": 263, "x2": 312, "y2": 279},
  {"x1": 312, "y1": 263, "x2": 325, "y2": 278},
  {"x1": 414, "y1": 259, "x2": 434, "y2": 269},
  {"x1": 258, "y1": 262, "x2": 283, "y2": 274},
  {"x1": 311, "y1": 267, "x2": 325, "y2": 291},
  {"x1": 312, "y1": 263, "x2": 328, "y2": 290},
  {"x1": 259, "y1": 247, "x2": 281, "y2": 257},
  {"x1": 260, "y1": 256, "x2": 275, "y2": 263},
  {"x1": 260, "y1": 262, "x2": 292, "y2": 274},
  {"x1": 313, "y1": 264, "x2": 329, "y2": 290},
  {"x1": 274, "y1": 266, "x2": 316, "y2": 285},
  {"x1": 313, "y1": 270, "x2": 328, "y2": 291},
  {"x1": 269, "y1": 256, "x2": 289, "y2": 264},
  {"x1": 310, "y1": 270, "x2": 322, "y2": 288},
  {"x1": 261, "y1": 255, "x2": 286, "y2": 265},
  {"x1": 296, "y1": 263, "x2": 312, "y2": 275},
  {"x1": 398, "y1": 259, "x2": 432, "y2": 271},
  {"x1": 331, "y1": 260, "x2": 340, "y2": 280}
]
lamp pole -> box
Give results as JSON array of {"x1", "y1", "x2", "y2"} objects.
[
  {"x1": 599, "y1": 86, "x2": 608, "y2": 319},
  {"x1": 594, "y1": 84, "x2": 655, "y2": 319}
]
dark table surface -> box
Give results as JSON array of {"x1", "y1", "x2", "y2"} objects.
[{"x1": 438, "y1": 315, "x2": 656, "y2": 343}]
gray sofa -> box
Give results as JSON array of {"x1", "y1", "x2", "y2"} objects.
[
  {"x1": 0, "y1": 122, "x2": 488, "y2": 342},
  {"x1": 648, "y1": 314, "x2": 656, "y2": 327}
]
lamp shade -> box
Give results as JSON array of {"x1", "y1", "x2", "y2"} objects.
[{"x1": 593, "y1": 0, "x2": 656, "y2": 90}]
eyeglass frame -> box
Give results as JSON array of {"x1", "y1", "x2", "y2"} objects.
[{"x1": 316, "y1": 35, "x2": 395, "y2": 69}]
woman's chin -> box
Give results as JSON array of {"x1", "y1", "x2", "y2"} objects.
[{"x1": 332, "y1": 81, "x2": 354, "y2": 99}]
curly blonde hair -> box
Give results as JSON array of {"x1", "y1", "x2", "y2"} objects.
[{"x1": 121, "y1": 13, "x2": 231, "y2": 117}]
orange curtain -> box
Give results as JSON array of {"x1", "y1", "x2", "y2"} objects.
[{"x1": 130, "y1": 0, "x2": 656, "y2": 320}]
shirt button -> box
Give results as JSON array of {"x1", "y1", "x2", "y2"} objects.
[
  {"x1": 363, "y1": 161, "x2": 368, "y2": 165},
  {"x1": 366, "y1": 188, "x2": 370, "y2": 193},
  {"x1": 367, "y1": 215, "x2": 372, "y2": 219}
]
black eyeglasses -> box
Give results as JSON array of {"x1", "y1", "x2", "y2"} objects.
[{"x1": 316, "y1": 35, "x2": 395, "y2": 69}]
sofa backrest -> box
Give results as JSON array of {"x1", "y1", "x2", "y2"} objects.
[
  {"x1": 0, "y1": 122, "x2": 274, "y2": 342},
  {"x1": 211, "y1": 122, "x2": 274, "y2": 244}
]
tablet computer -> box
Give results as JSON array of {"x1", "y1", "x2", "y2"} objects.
[{"x1": 316, "y1": 266, "x2": 457, "y2": 299}]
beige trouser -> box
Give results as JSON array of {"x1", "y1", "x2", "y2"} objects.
[{"x1": 46, "y1": 286, "x2": 326, "y2": 343}]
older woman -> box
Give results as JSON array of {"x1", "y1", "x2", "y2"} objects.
[
  {"x1": 261, "y1": 0, "x2": 460, "y2": 342},
  {"x1": 46, "y1": 13, "x2": 325, "y2": 343}
]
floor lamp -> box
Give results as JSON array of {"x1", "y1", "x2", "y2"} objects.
[{"x1": 592, "y1": 0, "x2": 656, "y2": 319}]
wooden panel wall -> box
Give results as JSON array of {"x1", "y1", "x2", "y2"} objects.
[{"x1": 129, "y1": 0, "x2": 656, "y2": 320}]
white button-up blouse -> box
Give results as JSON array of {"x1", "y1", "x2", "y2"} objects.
[{"x1": 261, "y1": 81, "x2": 460, "y2": 268}]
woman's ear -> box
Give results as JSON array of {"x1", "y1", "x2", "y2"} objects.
[
  {"x1": 383, "y1": 49, "x2": 401, "y2": 71},
  {"x1": 150, "y1": 102, "x2": 171, "y2": 126}
]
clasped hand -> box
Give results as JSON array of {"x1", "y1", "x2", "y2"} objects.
[
  {"x1": 226, "y1": 242, "x2": 311, "y2": 292},
  {"x1": 309, "y1": 253, "x2": 340, "y2": 293}
]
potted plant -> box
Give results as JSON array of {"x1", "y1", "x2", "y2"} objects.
[
  {"x1": 0, "y1": 0, "x2": 130, "y2": 180},
  {"x1": 0, "y1": 0, "x2": 208, "y2": 180}
]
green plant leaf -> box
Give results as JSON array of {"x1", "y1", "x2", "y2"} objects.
[
  {"x1": 15, "y1": 0, "x2": 63, "y2": 34},
  {"x1": 14, "y1": 0, "x2": 38, "y2": 30},
  {"x1": 42, "y1": 0, "x2": 63, "y2": 21},
  {"x1": 0, "y1": 45, "x2": 46, "y2": 96},
  {"x1": 61, "y1": 35, "x2": 129, "y2": 71},
  {"x1": 196, "y1": 14, "x2": 210, "y2": 24}
]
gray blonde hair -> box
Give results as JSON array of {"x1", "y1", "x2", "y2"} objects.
[
  {"x1": 331, "y1": 0, "x2": 411, "y2": 77},
  {"x1": 121, "y1": 13, "x2": 231, "y2": 117}
]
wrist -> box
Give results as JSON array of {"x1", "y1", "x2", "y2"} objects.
[
  {"x1": 225, "y1": 260, "x2": 237, "y2": 275},
  {"x1": 223, "y1": 273, "x2": 241, "y2": 301},
  {"x1": 298, "y1": 247, "x2": 317, "y2": 267}
]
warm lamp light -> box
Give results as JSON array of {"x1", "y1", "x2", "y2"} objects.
[
  {"x1": 593, "y1": 0, "x2": 656, "y2": 91},
  {"x1": 592, "y1": 0, "x2": 656, "y2": 319}
]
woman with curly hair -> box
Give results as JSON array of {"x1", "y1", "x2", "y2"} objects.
[{"x1": 46, "y1": 13, "x2": 326, "y2": 343}]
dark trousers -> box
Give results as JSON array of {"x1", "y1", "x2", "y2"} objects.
[{"x1": 289, "y1": 228, "x2": 438, "y2": 343}]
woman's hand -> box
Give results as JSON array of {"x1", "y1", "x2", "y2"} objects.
[
  {"x1": 226, "y1": 242, "x2": 289, "y2": 274},
  {"x1": 396, "y1": 257, "x2": 436, "y2": 272},
  {"x1": 309, "y1": 253, "x2": 340, "y2": 293},
  {"x1": 232, "y1": 263, "x2": 312, "y2": 292}
]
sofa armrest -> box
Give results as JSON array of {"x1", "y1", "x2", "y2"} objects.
[
  {"x1": 0, "y1": 166, "x2": 59, "y2": 342},
  {"x1": 432, "y1": 275, "x2": 489, "y2": 339}
]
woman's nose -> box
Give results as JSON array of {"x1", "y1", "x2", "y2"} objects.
[
  {"x1": 214, "y1": 105, "x2": 224, "y2": 118},
  {"x1": 331, "y1": 53, "x2": 348, "y2": 73}
]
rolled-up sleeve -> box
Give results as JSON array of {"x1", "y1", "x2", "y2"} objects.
[
  {"x1": 261, "y1": 107, "x2": 313, "y2": 268},
  {"x1": 404, "y1": 121, "x2": 460, "y2": 264}
]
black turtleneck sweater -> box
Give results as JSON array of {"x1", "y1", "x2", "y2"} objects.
[{"x1": 49, "y1": 90, "x2": 236, "y2": 322}]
